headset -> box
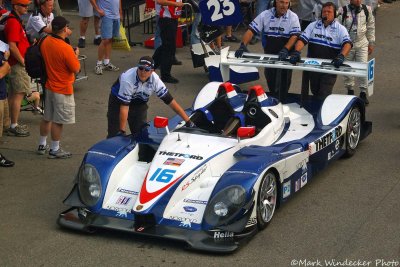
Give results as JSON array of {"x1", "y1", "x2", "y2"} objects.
[
  {"x1": 272, "y1": 0, "x2": 291, "y2": 9},
  {"x1": 320, "y1": 2, "x2": 337, "y2": 19}
]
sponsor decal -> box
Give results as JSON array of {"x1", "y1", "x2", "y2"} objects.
[
  {"x1": 314, "y1": 126, "x2": 342, "y2": 152},
  {"x1": 169, "y1": 216, "x2": 198, "y2": 223},
  {"x1": 296, "y1": 158, "x2": 308, "y2": 171},
  {"x1": 139, "y1": 170, "x2": 183, "y2": 204},
  {"x1": 283, "y1": 181, "x2": 291, "y2": 198},
  {"x1": 295, "y1": 178, "x2": 301, "y2": 192},
  {"x1": 328, "y1": 140, "x2": 341, "y2": 160},
  {"x1": 106, "y1": 206, "x2": 130, "y2": 213},
  {"x1": 183, "y1": 198, "x2": 208, "y2": 205},
  {"x1": 181, "y1": 165, "x2": 207, "y2": 191},
  {"x1": 117, "y1": 187, "x2": 138, "y2": 195},
  {"x1": 78, "y1": 208, "x2": 88, "y2": 219},
  {"x1": 116, "y1": 210, "x2": 127, "y2": 217},
  {"x1": 183, "y1": 206, "x2": 197, "y2": 212},
  {"x1": 213, "y1": 231, "x2": 234, "y2": 239},
  {"x1": 116, "y1": 196, "x2": 131, "y2": 205},
  {"x1": 136, "y1": 205, "x2": 143, "y2": 210},
  {"x1": 246, "y1": 217, "x2": 257, "y2": 227},
  {"x1": 163, "y1": 157, "x2": 185, "y2": 166},
  {"x1": 301, "y1": 173, "x2": 307, "y2": 188},
  {"x1": 136, "y1": 227, "x2": 145, "y2": 232},
  {"x1": 179, "y1": 219, "x2": 192, "y2": 228},
  {"x1": 304, "y1": 60, "x2": 320, "y2": 65},
  {"x1": 158, "y1": 151, "x2": 203, "y2": 160}
]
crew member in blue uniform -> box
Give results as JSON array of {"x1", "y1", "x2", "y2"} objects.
[{"x1": 289, "y1": 2, "x2": 353, "y2": 100}]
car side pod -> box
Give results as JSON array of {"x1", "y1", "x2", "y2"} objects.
[
  {"x1": 154, "y1": 116, "x2": 169, "y2": 135},
  {"x1": 237, "y1": 126, "x2": 255, "y2": 141}
]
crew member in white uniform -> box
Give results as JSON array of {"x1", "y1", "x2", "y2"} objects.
[
  {"x1": 337, "y1": 0, "x2": 375, "y2": 104},
  {"x1": 26, "y1": 0, "x2": 54, "y2": 42},
  {"x1": 290, "y1": 2, "x2": 352, "y2": 100},
  {"x1": 107, "y1": 56, "x2": 191, "y2": 138},
  {"x1": 235, "y1": 0, "x2": 300, "y2": 102}
]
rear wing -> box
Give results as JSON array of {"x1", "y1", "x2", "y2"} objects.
[{"x1": 220, "y1": 48, "x2": 375, "y2": 96}]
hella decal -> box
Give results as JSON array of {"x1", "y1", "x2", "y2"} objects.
[
  {"x1": 314, "y1": 126, "x2": 342, "y2": 152},
  {"x1": 183, "y1": 206, "x2": 197, "y2": 212},
  {"x1": 158, "y1": 151, "x2": 203, "y2": 160},
  {"x1": 213, "y1": 231, "x2": 234, "y2": 239}
]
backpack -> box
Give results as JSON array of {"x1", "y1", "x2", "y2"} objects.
[
  {"x1": 0, "y1": 13, "x2": 14, "y2": 43},
  {"x1": 342, "y1": 4, "x2": 369, "y2": 25},
  {"x1": 25, "y1": 36, "x2": 47, "y2": 84}
]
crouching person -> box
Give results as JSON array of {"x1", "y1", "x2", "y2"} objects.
[{"x1": 36, "y1": 16, "x2": 80, "y2": 159}]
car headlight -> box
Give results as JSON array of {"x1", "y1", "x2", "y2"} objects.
[
  {"x1": 204, "y1": 185, "x2": 246, "y2": 226},
  {"x1": 78, "y1": 164, "x2": 102, "y2": 206}
]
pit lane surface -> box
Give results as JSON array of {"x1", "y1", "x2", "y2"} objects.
[{"x1": 1, "y1": 4, "x2": 399, "y2": 266}]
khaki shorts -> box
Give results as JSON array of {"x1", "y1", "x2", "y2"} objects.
[
  {"x1": 44, "y1": 89, "x2": 76, "y2": 124},
  {"x1": 9, "y1": 63, "x2": 31, "y2": 95},
  {"x1": 0, "y1": 98, "x2": 10, "y2": 137}
]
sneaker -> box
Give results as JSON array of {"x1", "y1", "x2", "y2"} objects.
[
  {"x1": 32, "y1": 106, "x2": 44, "y2": 115},
  {"x1": 7, "y1": 125, "x2": 30, "y2": 137},
  {"x1": 360, "y1": 92, "x2": 369, "y2": 105},
  {"x1": 94, "y1": 64, "x2": 103, "y2": 75},
  {"x1": 48, "y1": 148, "x2": 72, "y2": 159},
  {"x1": 161, "y1": 76, "x2": 179, "y2": 84},
  {"x1": 0, "y1": 153, "x2": 14, "y2": 167},
  {"x1": 103, "y1": 62, "x2": 119, "y2": 72},
  {"x1": 78, "y1": 38, "x2": 86, "y2": 48},
  {"x1": 93, "y1": 37, "x2": 101, "y2": 45},
  {"x1": 347, "y1": 89, "x2": 354, "y2": 95},
  {"x1": 37, "y1": 144, "x2": 49, "y2": 155},
  {"x1": 223, "y1": 35, "x2": 239, "y2": 42}
]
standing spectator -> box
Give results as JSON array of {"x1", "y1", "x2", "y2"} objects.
[
  {"x1": 4, "y1": 0, "x2": 32, "y2": 137},
  {"x1": 90, "y1": 0, "x2": 122, "y2": 75},
  {"x1": 52, "y1": 0, "x2": 61, "y2": 15},
  {"x1": 338, "y1": 0, "x2": 375, "y2": 104},
  {"x1": 36, "y1": 16, "x2": 80, "y2": 158},
  {"x1": 26, "y1": 0, "x2": 54, "y2": 42},
  {"x1": 235, "y1": 0, "x2": 301, "y2": 102},
  {"x1": 152, "y1": 0, "x2": 183, "y2": 84},
  {"x1": 0, "y1": 47, "x2": 11, "y2": 140},
  {"x1": 107, "y1": 56, "x2": 190, "y2": 138},
  {"x1": 289, "y1": 2, "x2": 353, "y2": 100},
  {"x1": 77, "y1": 0, "x2": 101, "y2": 48},
  {"x1": 222, "y1": 26, "x2": 239, "y2": 43}
]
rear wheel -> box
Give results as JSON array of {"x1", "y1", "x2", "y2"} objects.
[
  {"x1": 344, "y1": 107, "x2": 361, "y2": 157},
  {"x1": 256, "y1": 171, "x2": 278, "y2": 230}
]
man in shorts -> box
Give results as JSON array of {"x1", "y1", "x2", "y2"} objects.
[
  {"x1": 36, "y1": 16, "x2": 81, "y2": 158},
  {"x1": 4, "y1": 0, "x2": 32, "y2": 137},
  {"x1": 90, "y1": 0, "x2": 121, "y2": 75},
  {"x1": 77, "y1": 0, "x2": 101, "y2": 48}
]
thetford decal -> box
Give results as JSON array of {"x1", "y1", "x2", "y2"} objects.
[
  {"x1": 163, "y1": 157, "x2": 185, "y2": 166},
  {"x1": 181, "y1": 165, "x2": 207, "y2": 191},
  {"x1": 158, "y1": 151, "x2": 203, "y2": 160},
  {"x1": 314, "y1": 126, "x2": 342, "y2": 152}
]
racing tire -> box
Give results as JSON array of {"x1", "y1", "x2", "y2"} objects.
[
  {"x1": 256, "y1": 171, "x2": 278, "y2": 230},
  {"x1": 343, "y1": 107, "x2": 361, "y2": 158}
]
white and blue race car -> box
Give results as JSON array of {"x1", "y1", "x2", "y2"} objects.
[{"x1": 58, "y1": 50, "x2": 374, "y2": 252}]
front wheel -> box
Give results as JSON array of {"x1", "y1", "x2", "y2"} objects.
[
  {"x1": 256, "y1": 171, "x2": 278, "y2": 230},
  {"x1": 344, "y1": 107, "x2": 361, "y2": 158}
]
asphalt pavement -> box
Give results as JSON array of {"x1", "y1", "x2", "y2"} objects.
[{"x1": 0, "y1": 4, "x2": 399, "y2": 267}]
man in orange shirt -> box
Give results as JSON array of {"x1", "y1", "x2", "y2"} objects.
[{"x1": 37, "y1": 16, "x2": 81, "y2": 159}]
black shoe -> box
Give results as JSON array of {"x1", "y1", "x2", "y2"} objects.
[
  {"x1": 161, "y1": 76, "x2": 179, "y2": 84},
  {"x1": 172, "y1": 58, "x2": 182, "y2": 65},
  {"x1": 360, "y1": 92, "x2": 369, "y2": 105},
  {"x1": 347, "y1": 89, "x2": 354, "y2": 95},
  {"x1": 0, "y1": 153, "x2": 14, "y2": 167},
  {"x1": 78, "y1": 38, "x2": 85, "y2": 48},
  {"x1": 93, "y1": 37, "x2": 101, "y2": 45}
]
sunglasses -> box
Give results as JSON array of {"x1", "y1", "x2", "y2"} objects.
[
  {"x1": 138, "y1": 65, "x2": 152, "y2": 72},
  {"x1": 17, "y1": 4, "x2": 29, "y2": 7}
]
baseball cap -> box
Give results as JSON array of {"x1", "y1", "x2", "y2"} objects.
[
  {"x1": 51, "y1": 16, "x2": 70, "y2": 32},
  {"x1": 11, "y1": 0, "x2": 31, "y2": 5},
  {"x1": 138, "y1": 56, "x2": 154, "y2": 69}
]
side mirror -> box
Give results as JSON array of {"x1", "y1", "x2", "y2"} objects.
[
  {"x1": 154, "y1": 116, "x2": 169, "y2": 134},
  {"x1": 237, "y1": 126, "x2": 255, "y2": 139}
]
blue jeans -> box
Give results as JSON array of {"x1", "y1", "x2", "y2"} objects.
[
  {"x1": 154, "y1": 15, "x2": 162, "y2": 49},
  {"x1": 190, "y1": 13, "x2": 202, "y2": 45}
]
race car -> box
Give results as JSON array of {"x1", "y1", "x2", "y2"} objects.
[{"x1": 58, "y1": 50, "x2": 374, "y2": 252}]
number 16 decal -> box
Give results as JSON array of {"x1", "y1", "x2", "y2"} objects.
[{"x1": 149, "y1": 168, "x2": 176, "y2": 183}]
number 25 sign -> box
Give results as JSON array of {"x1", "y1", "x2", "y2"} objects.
[{"x1": 199, "y1": 0, "x2": 243, "y2": 26}]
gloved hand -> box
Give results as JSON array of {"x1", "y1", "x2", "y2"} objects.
[
  {"x1": 278, "y1": 47, "x2": 289, "y2": 61},
  {"x1": 289, "y1": 50, "x2": 301, "y2": 64},
  {"x1": 332, "y1": 53, "x2": 345, "y2": 68},
  {"x1": 185, "y1": 120, "x2": 196, "y2": 128},
  {"x1": 235, "y1": 43, "x2": 249, "y2": 58}
]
